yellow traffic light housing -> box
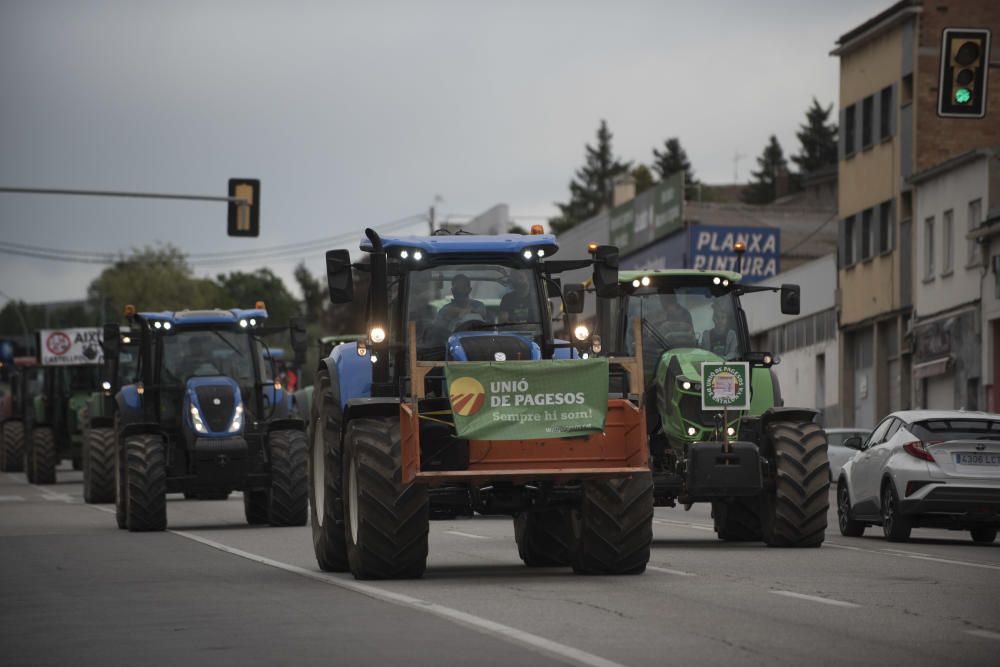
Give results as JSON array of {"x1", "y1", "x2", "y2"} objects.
[{"x1": 227, "y1": 178, "x2": 261, "y2": 237}]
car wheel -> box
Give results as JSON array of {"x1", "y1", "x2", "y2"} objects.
[
  {"x1": 970, "y1": 526, "x2": 997, "y2": 545},
  {"x1": 881, "y1": 482, "x2": 912, "y2": 542},
  {"x1": 837, "y1": 480, "x2": 865, "y2": 537}
]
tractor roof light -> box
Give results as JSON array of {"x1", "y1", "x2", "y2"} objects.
[
  {"x1": 632, "y1": 279, "x2": 641, "y2": 288},
  {"x1": 239, "y1": 319, "x2": 249, "y2": 328},
  {"x1": 163, "y1": 322, "x2": 172, "y2": 330},
  {"x1": 536, "y1": 249, "x2": 545, "y2": 258},
  {"x1": 153, "y1": 321, "x2": 162, "y2": 329},
  {"x1": 413, "y1": 250, "x2": 423, "y2": 261},
  {"x1": 122, "y1": 336, "x2": 131, "y2": 344},
  {"x1": 640, "y1": 275, "x2": 651, "y2": 287},
  {"x1": 249, "y1": 318, "x2": 257, "y2": 326},
  {"x1": 712, "y1": 276, "x2": 721, "y2": 285},
  {"x1": 400, "y1": 249, "x2": 409, "y2": 259},
  {"x1": 522, "y1": 249, "x2": 534, "y2": 261}
]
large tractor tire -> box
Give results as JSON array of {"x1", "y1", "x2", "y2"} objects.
[
  {"x1": 125, "y1": 434, "x2": 167, "y2": 532},
  {"x1": 114, "y1": 435, "x2": 127, "y2": 529},
  {"x1": 309, "y1": 371, "x2": 349, "y2": 572},
  {"x1": 342, "y1": 417, "x2": 429, "y2": 580},
  {"x1": 28, "y1": 426, "x2": 57, "y2": 485},
  {"x1": 246, "y1": 429, "x2": 308, "y2": 527},
  {"x1": 712, "y1": 497, "x2": 763, "y2": 541},
  {"x1": 572, "y1": 472, "x2": 654, "y2": 575},
  {"x1": 0, "y1": 421, "x2": 25, "y2": 473},
  {"x1": 761, "y1": 421, "x2": 829, "y2": 548},
  {"x1": 83, "y1": 428, "x2": 116, "y2": 503},
  {"x1": 514, "y1": 508, "x2": 575, "y2": 567}
]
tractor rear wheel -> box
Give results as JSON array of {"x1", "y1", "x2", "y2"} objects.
[
  {"x1": 114, "y1": 434, "x2": 126, "y2": 529},
  {"x1": 0, "y1": 421, "x2": 25, "y2": 473},
  {"x1": 83, "y1": 428, "x2": 116, "y2": 503},
  {"x1": 712, "y1": 497, "x2": 762, "y2": 541},
  {"x1": 29, "y1": 426, "x2": 57, "y2": 485},
  {"x1": 572, "y1": 472, "x2": 654, "y2": 575},
  {"x1": 514, "y1": 508, "x2": 575, "y2": 566},
  {"x1": 309, "y1": 371, "x2": 348, "y2": 572},
  {"x1": 343, "y1": 417, "x2": 429, "y2": 580},
  {"x1": 761, "y1": 421, "x2": 829, "y2": 548},
  {"x1": 125, "y1": 434, "x2": 167, "y2": 532},
  {"x1": 244, "y1": 489, "x2": 269, "y2": 524},
  {"x1": 264, "y1": 429, "x2": 308, "y2": 526}
]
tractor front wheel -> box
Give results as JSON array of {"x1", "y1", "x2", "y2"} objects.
[
  {"x1": 125, "y1": 434, "x2": 167, "y2": 532},
  {"x1": 0, "y1": 421, "x2": 25, "y2": 473},
  {"x1": 83, "y1": 428, "x2": 116, "y2": 503},
  {"x1": 761, "y1": 421, "x2": 829, "y2": 548},
  {"x1": 572, "y1": 472, "x2": 654, "y2": 575},
  {"x1": 309, "y1": 371, "x2": 349, "y2": 571},
  {"x1": 29, "y1": 426, "x2": 57, "y2": 485},
  {"x1": 342, "y1": 417, "x2": 429, "y2": 580},
  {"x1": 264, "y1": 429, "x2": 308, "y2": 526}
]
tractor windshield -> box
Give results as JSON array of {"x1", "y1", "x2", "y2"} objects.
[
  {"x1": 626, "y1": 286, "x2": 744, "y2": 366},
  {"x1": 404, "y1": 264, "x2": 544, "y2": 358},
  {"x1": 159, "y1": 330, "x2": 256, "y2": 387}
]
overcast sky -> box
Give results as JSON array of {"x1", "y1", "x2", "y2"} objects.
[{"x1": 0, "y1": 0, "x2": 885, "y2": 304}]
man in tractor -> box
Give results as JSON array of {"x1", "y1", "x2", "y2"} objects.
[
  {"x1": 436, "y1": 273, "x2": 487, "y2": 328},
  {"x1": 700, "y1": 300, "x2": 739, "y2": 359},
  {"x1": 499, "y1": 270, "x2": 533, "y2": 324}
]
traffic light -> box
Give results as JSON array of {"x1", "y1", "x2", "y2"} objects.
[
  {"x1": 227, "y1": 178, "x2": 260, "y2": 237},
  {"x1": 937, "y1": 28, "x2": 991, "y2": 119}
]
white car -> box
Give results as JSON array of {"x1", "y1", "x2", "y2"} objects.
[{"x1": 837, "y1": 410, "x2": 1000, "y2": 544}]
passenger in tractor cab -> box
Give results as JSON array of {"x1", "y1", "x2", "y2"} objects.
[
  {"x1": 700, "y1": 301, "x2": 739, "y2": 359},
  {"x1": 436, "y1": 274, "x2": 487, "y2": 329},
  {"x1": 499, "y1": 271, "x2": 533, "y2": 324}
]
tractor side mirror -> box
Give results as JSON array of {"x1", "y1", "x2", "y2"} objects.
[
  {"x1": 563, "y1": 283, "x2": 586, "y2": 314},
  {"x1": 780, "y1": 284, "x2": 800, "y2": 315},
  {"x1": 326, "y1": 249, "x2": 354, "y2": 304},
  {"x1": 101, "y1": 323, "x2": 120, "y2": 394},
  {"x1": 289, "y1": 317, "x2": 308, "y2": 367},
  {"x1": 592, "y1": 245, "x2": 620, "y2": 299}
]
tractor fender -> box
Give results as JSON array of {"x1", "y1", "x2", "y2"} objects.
[
  {"x1": 90, "y1": 416, "x2": 115, "y2": 429},
  {"x1": 344, "y1": 398, "x2": 401, "y2": 425},
  {"x1": 759, "y1": 406, "x2": 818, "y2": 426},
  {"x1": 266, "y1": 417, "x2": 306, "y2": 433},
  {"x1": 323, "y1": 342, "x2": 372, "y2": 412},
  {"x1": 115, "y1": 385, "x2": 144, "y2": 429},
  {"x1": 118, "y1": 421, "x2": 164, "y2": 440}
]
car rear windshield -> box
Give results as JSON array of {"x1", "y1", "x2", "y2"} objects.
[{"x1": 910, "y1": 419, "x2": 1000, "y2": 441}]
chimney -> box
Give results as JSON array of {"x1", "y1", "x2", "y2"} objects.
[{"x1": 612, "y1": 174, "x2": 636, "y2": 207}]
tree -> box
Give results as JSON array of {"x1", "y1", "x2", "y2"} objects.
[
  {"x1": 507, "y1": 223, "x2": 529, "y2": 235},
  {"x1": 742, "y1": 136, "x2": 789, "y2": 205},
  {"x1": 792, "y1": 97, "x2": 838, "y2": 174},
  {"x1": 216, "y1": 268, "x2": 300, "y2": 324},
  {"x1": 87, "y1": 245, "x2": 224, "y2": 317},
  {"x1": 652, "y1": 137, "x2": 697, "y2": 186},
  {"x1": 550, "y1": 120, "x2": 632, "y2": 234},
  {"x1": 294, "y1": 262, "x2": 325, "y2": 322},
  {"x1": 632, "y1": 164, "x2": 655, "y2": 195}
]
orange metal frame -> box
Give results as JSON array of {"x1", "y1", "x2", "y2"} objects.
[{"x1": 400, "y1": 321, "x2": 649, "y2": 486}]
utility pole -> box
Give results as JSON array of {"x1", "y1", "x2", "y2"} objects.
[
  {"x1": 428, "y1": 194, "x2": 443, "y2": 234},
  {"x1": 733, "y1": 152, "x2": 746, "y2": 183}
]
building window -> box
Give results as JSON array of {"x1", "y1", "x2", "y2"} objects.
[
  {"x1": 845, "y1": 105, "x2": 856, "y2": 157},
  {"x1": 942, "y1": 209, "x2": 953, "y2": 275},
  {"x1": 861, "y1": 208, "x2": 873, "y2": 260},
  {"x1": 879, "y1": 201, "x2": 893, "y2": 254},
  {"x1": 879, "y1": 86, "x2": 893, "y2": 141},
  {"x1": 968, "y1": 198, "x2": 982, "y2": 267},
  {"x1": 924, "y1": 215, "x2": 935, "y2": 279},
  {"x1": 862, "y1": 95, "x2": 874, "y2": 148},
  {"x1": 844, "y1": 216, "x2": 855, "y2": 265}
]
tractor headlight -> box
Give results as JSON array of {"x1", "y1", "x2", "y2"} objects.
[
  {"x1": 574, "y1": 325, "x2": 590, "y2": 341},
  {"x1": 727, "y1": 426, "x2": 736, "y2": 437},
  {"x1": 101, "y1": 381, "x2": 112, "y2": 391},
  {"x1": 228, "y1": 404, "x2": 244, "y2": 433},
  {"x1": 681, "y1": 380, "x2": 692, "y2": 391},
  {"x1": 190, "y1": 405, "x2": 208, "y2": 434},
  {"x1": 356, "y1": 341, "x2": 367, "y2": 357},
  {"x1": 370, "y1": 326, "x2": 386, "y2": 344},
  {"x1": 687, "y1": 426, "x2": 697, "y2": 436}
]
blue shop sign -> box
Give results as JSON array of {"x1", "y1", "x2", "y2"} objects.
[{"x1": 689, "y1": 225, "x2": 780, "y2": 283}]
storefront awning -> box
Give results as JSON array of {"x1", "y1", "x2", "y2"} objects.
[{"x1": 912, "y1": 356, "x2": 951, "y2": 380}]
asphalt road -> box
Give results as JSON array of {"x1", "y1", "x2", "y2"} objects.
[{"x1": 2, "y1": 465, "x2": 999, "y2": 667}]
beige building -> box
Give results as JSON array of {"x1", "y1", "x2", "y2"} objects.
[{"x1": 832, "y1": 0, "x2": 1000, "y2": 427}]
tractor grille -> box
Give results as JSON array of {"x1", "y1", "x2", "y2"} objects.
[
  {"x1": 457, "y1": 336, "x2": 533, "y2": 362},
  {"x1": 195, "y1": 385, "x2": 236, "y2": 432},
  {"x1": 679, "y1": 394, "x2": 716, "y2": 428}
]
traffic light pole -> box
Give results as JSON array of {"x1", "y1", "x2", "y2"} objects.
[{"x1": 0, "y1": 186, "x2": 248, "y2": 206}]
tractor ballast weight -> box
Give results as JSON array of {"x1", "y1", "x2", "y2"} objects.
[
  {"x1": 308, "y1": 230, "x2": 653, "y2": 579},
  {"x1": 105, "y1": 307, "x2": 309, "y2": 530},
  {"x1": 596, "y1": 269, "x2": 829, "y2": 548}
]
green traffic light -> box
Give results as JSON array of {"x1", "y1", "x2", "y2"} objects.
[{"x1": 955, "y1": 87, "x2": 972, "y2": 104}]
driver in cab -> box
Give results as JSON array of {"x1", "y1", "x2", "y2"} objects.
[{"x1": 436, "y1": 274, "x2": 487, "y2": 329}]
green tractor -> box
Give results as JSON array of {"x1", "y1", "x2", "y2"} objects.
[
  {"x1": 0, "y1": 357, "x2": 42, "y2": 473},
  {"x1": 291, "y1": 335, "x2": 363, "y2": 422},
  {"x1": 594, "y1": 269, "x2": 829, "y2": 547},
  {"x1": 80, "y1": 329, "x2": 139, "y2": 503}
]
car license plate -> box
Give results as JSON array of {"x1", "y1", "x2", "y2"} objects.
[{"x1": 955, "y1": 453, "x2": 1000, "y2": 466}]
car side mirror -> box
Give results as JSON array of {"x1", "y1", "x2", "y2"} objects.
[
  {"x1": 101, "y1": 323, "x2": 120, "y2": 394},
  {"x1": 563, "y1": 283, "x2": 586, "y2": 314},
  {"x1": 843, "y1": 435, "x2": 863, "y2": 450},
  {"x1": 780, "y1": 284, "x2": 800, "y2": 315},
  {"x1": 289, "y1": 317, "x2": 308, "y2": 367},
  {"x1": 326, "y1": 249, "x2": 354, "y2": 304},
  {"x1": 592, "y1": 245, "x2": 620, "y2": 299}
]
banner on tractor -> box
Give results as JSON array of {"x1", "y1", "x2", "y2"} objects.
[
  {"x1": 700, "y1": 361, "x2": 749, "y2": 411},
  {"x1": 445, "y1": 359, "x2": 609, "y2": 440},
  {"x1": 37, "y1": 328, "x2": 103, "y2": 366}
]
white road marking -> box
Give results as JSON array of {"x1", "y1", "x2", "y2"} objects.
[
  {"x1": 647, "y1": 565, "x2": 696, "y2": 577},
  {"x1": 653, "y1": 518, "x2": 713, "y2": 531},
  {"x1": 966, "y1": 629, "x2": 1000, "y2": 641},
  {"x1": 825, "y1": 541, "x2": 1000, "y2": 571},
  {"x1": 39, "y1": 490, "x2": 74, "y2": 503},
  {"x1": 0, "y1": 495, "x2": 25, "y2": 502},
  {"x1": 444, "y1": 530, "x2": 490, "y2": 540},
  {"x1": 165, "y1": 529, "x2": 626, "y2": 667},
  {"x1": 770, "y1": 590, "x2": 860, "y2": 608}
]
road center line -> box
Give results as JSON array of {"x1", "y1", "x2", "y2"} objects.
[
  {"x1": 966, "y1": 629, "x2": 1000, "y2": 641},
  {"x1": 647, "y1": 565, "x2": 696, "y2": 577},
  {"x1": 770, "y1": 590, "x2": 860, "y2": 608},
  {"x1": 166, "y1": 529, "x2": 625, "y2": 667},
  {"x1": 653, "y1": 519, "x2": 713, "y2": 531},
  {"x1": 0, "y1": 495, "x2": 25, "y2": 502},
  {"x1": 444, "y1": 530, "x2": 490, "y2": 540},
  {"x1": 825, "y1": 541, "x2": 1000, "y2": 571}
]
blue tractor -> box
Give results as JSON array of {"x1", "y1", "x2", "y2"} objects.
[{"x1": 102, "y1": 305, "x2": 309, "y2": 531}]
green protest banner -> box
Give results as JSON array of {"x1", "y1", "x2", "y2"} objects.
[
  {"x1": 445, "y1": 359, "x2": 609, "y2": 440},
  {"x1": 700, "y1": 361, "x2": 750, "y2": 410}
]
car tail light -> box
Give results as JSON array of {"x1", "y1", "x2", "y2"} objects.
[{"x1": 903, "y1": 441, "x2": 935, "y2": 462}]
